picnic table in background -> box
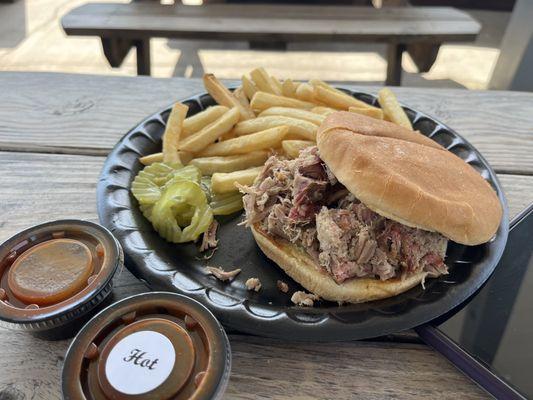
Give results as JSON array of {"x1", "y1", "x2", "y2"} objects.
[
  {"x1": 61, "y1": 3, "x2": 480, "y2": 85},
  {"x1": 0, "y1": 72, "x2": 532, "y2": 399}
]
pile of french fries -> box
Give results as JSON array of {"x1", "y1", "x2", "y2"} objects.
[{"x1": 139, "y1": 67, "x2": 413, "y2": 195}]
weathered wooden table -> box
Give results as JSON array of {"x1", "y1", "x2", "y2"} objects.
[
  {"x1": 0, "y1": 72, "x2": 532, "y2": 399},
  {"x1": 61, "y1": 3, "x2": 480, "y2": 85}
]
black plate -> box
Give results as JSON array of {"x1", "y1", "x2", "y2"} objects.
[{"x1": 97, "y1": 89, "x2": 508, "y2": 341}]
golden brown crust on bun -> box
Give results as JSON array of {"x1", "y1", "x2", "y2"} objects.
[
  {"x1": 317, "y1": 115, "x2": 502, "y2": 245},
  {"x1": 252, "y1": 224, "x2": 426, "y2": 304},
  {"x1": 320, "y1": 111, "x2": 443, "y2": 150}
]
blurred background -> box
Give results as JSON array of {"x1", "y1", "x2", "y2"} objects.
[{"x1": 0, "y1": 0, "x2": 529, "y2": 90}]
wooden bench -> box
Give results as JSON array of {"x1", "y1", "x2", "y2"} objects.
[{"x1": 61, "y1": 3, "x2": 480, "y2": 85}]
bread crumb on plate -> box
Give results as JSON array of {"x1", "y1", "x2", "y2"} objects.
[
  {"x1": 277, "y1": 280, "x2": 289, "y2": 293},
  {"x1": 291, "y1": 291, "x2": 319, "y2": 307},
  {"x1": 245, "y1": 277, "x2": 262, "y2": 292}
]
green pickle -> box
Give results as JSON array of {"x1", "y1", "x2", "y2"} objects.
[
  {"x1": 210, "y1": 192, "x2": 244, "y2": 216},
  {"x1": 168, "y1": 165, "x2": 202, "y2": 185},
  {"x1": 131, "y1": 162, "x2": 182, "y2": 204},
  {"x1": 200, "y1": 176, "x2": 213, "y2": 202},
  {"x1": 151, "y1": 180, "x2": 213, "y2": 243},
  {"x1": 131, "y1": 161, "x2": 244, "y2": 243}
]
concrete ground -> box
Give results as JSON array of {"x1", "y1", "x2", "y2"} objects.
[{"x1": 0, "y1": 0, "x2": 510, "y2": 89}]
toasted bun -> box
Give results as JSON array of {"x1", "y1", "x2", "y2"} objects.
[
  {"x1": 317, "y1": 112, "x2": 502, "y2": 245},
  {"x1": 252, "y1": 224, "x2": 426, "y2": 303},
  {"x1": 320, "y1": 111, "x2": 443, "y2": 150}
]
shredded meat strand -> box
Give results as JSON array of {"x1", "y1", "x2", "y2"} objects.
[
  {"x1": 277, "y1": 280, "x2": 289, "y2": 293},
  {"x1": 291, "y1": 291, "x2": 319, "y2": 307},
  {"x1": 240, "y1": 147, "x2": 449, "y2": 284},
  {"x1": 200, "y1": 220, "x2": 219, "y2": 252},
  {"x1": 245, "y1": 277, "x2": 262, "y2": 292},
  {"x1": 205, "y1": 266, "x2": 241, "y2": 282}
]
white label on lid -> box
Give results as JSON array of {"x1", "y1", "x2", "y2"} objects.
[{"x1": 105, "y1": 330, "x2": 176, "y2": 395}]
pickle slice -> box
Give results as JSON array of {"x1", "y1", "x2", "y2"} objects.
[
  {"x1": 140, "y1": 162, "x2": 181, "y2": 184},
  {"x1": 131, "y1": 176, "x2": 161, "y2": 204},
  {"x1": 132, "y1": 162, "x2": 209, "y2": 242},
  {"x1": 210, "y1": 191, "x2": 244, "y2": 215},
  {"x1": 139, "y1": 203, "x2": 154, "y2": 220},
  {"x1": 200, "y1": 176, "x2": 212, "y2": 202},
  {"x1": 151, "y1": 180, "x2": 213, "y2": 243},
  {"x1": 131, "y1": 162, "x2": 183, "y2": 205},
  {"x1": 131, "y1": 161, "x2": 244, "y2": 243},
  {"x1": 166, "y1": 165, "x2": 202, "y2": 186}
]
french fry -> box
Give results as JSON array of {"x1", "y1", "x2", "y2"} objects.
[
  {"x1": 282, "y1": 78, "x2": 299, "y2": 98},
  {"x1": 219, "y1": 129, "x2": 237, "y2": 141},
  {"x1": 250, "y1": 67, "x2": 283, "y2": 95},
  {"x1": 179, "y1": 151, "x2": 193, "y2": 165},
  {"x1": 295, "y1": 82, "x2": 316, "y2": 102},
  {"x1": 233, "y1": 87, "x2": 253, "y2": 113},
  {"x1": 242, "y1": 75, "x2": 257, "y2": 100},
  {"x1": 349, "y1": 106, "x2": 384, "y2": 120},
  {"x1": 378, "y1": 88, "x2": 412, "y2": 129},
  {"x1": 182, "y1": 105, "x2": 229, "y2": 138},
  {"x1": 162, "y1": 103, "x2": 188, "y2": 163},
  {"x1": 314, "y1": 85, "x2": 375, "y2": 110},
  {"x1": 281, "y1": 140, "x2": 315, "y2": 159},
  {"x1": 250, "y1": 92, "x2": 315, "y2": 112},
  {"x1": 310, "y1": 79, "x2": 374, "y2": 109},
  {"x1": 190, "y1": 151, "x2": 269, "y2": 175},
  {"x1": 309, "y1": 79, "x2": 330, "y2": 89},
  {"x1": 203, "y1": 73, "x2": 255, "y2": 120},
  {"x1": 233, "y1": 116, "x2": 317, "y2": 141},
  {"x1": 259, "y1": 107, "x2": 325, "y2": 125},
  {"x1": 271, "y1": 76, "x2": 284, "y2": 94},
  {"x1": 198, "y1": 126, "x2": 289, "y2": 157},
  {"x1": 139, "y1": 151, "x2": 193, "y2": 166},
  {"x1": 139, "y1": 152, "x2": 163, "y2": 165},
  {"x1": 311, "y1": 106, "x2": 337, "y2": 116},
  {"x1": 178, "y1": 107, "x2": 240, "y2": 153},
  {"x1": 211, "y1": 166, "x2": 263, "y2": 194},
  {"x1": 310, "y1": 78, "x2": 355, "y2": 98}
]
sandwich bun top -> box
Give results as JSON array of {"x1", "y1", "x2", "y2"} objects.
[
  {"x1": 320, "y1": 111, "x2": 443, "y2": 150},
  {"x1": 317, "y1": 111, "x2": 502, "y2": 245}
]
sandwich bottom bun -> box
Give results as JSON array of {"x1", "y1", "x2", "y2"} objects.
[{"x1": 252, "y1": 224, "x2": 427, "y2": 304}]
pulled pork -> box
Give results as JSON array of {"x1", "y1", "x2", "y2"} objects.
[
  {"x1": 245, "y1": 277, "x2": 262, "y2": 292},
  {"x1": 200, "y1": 220, "x2": 219, "y2": 252},
  {"x1": 240, "y1": 147, "x2": 448, "y2": 284},
  {"x1": 277, "y1": 280, "x2": 289, "y2": 293},
  {"x1": 291, "y1": 291, "x2": 319, "y2": 307},
  {"x1": 205, "y1": 266, "x2": 241, "y2": 282}
]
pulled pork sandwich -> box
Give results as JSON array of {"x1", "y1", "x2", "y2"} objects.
[{"x1": 239, "y1": 112, "x2": 502, "y2": 304}]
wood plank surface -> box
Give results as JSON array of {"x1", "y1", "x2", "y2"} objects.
[
  {"x1": 62, "y1": 3, "x2": 479, "y2": 43},
  {"x1": 0, "y1": 329, "x2": 489, "y2": 400},
  {"x1": 67, "y1": 3, "x2": 476, "y2": 21},
  {"x1": 0, "y1": 72, "x2": 531, "y2": 400},
  {"x1": 0, "y1": 150, "x2": 531, "y2": 399},
  {"x1": 0, "y1": 72, "x2": 531, "y2": 174},
  {"x1": 0, "y1": 152, "x2": 530, "y2": 239}
]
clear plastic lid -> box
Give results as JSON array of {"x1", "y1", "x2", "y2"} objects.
[{"x1": 0, "y1": 220, "x2": 122, "y2": 332}]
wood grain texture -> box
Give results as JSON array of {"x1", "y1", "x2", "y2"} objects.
[
  {"x1": 0, "y1": 152, "x2": 529, "y2": 244},
  {"x1": 0, "y1": 330, "x2": 489, "y2": 400},
  {"x1": 0, "y1": 151, "x2": 531, "y2": 399},
  {"x1": 0, "y1": 72, "x2": 532, "y2": 174},
  {"x1": 227, "y1": 336, "x2": 489, "y2": 400},
  {"x1": 62, "y1": 3, "x2": 479, "y2": 43},
  {"x1": 0, "y1": 72, "x2": 531, "y2": 400}
]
